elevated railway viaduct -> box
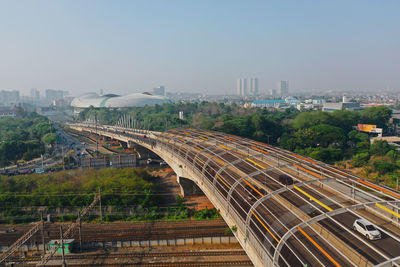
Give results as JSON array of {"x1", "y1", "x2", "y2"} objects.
[{"x1": 70, "y1": 122, "x2": 400, "y2": 267}]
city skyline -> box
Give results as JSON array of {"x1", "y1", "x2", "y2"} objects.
[{"x1": 0, "y1": 0, "x2": 399, "y2": 96}]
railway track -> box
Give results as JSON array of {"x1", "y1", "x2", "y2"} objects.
[
  {"x1": 0, "y1": 222, "x2": 233, "y2": 252},
  {"x1": 42, "y1": 261, "x2": 253, "y2": 267},
  {"x1": 12, "y1": 250, "x2": 247, "y2": 262}
]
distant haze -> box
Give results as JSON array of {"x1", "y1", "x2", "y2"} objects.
[{"x1": 0, "y1": 0, "x2": 399, "y2": 95}]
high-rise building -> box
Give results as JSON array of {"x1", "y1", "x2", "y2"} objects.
[
  {"x1": 0, "y1": 90, "x2": 20, "y2": 106},
  {"x1": 236, "y1": 78, "x2": 248, "y2": 97},
  {"x1": 242, "y1": 78, "x2": 247, "y2": 96},
  {"x1": 30, "y1": 88, "x2": 40, "y2": 104},
  {"x1": 277, "y1": 80, "x2": 289, "y2": 96},
  {"x1": 236, "y1": 79, "x2": 242, "y2": 96},
  {"x1": 153, "y1": 86, "x2": 165, "y2": 96},
  {"x1": 237, "y1": 78, "x2": 258, "y2": 96},
  {"x1": 249, "y1": 78, "x2": 259, "y2": 95},
  {"x1": 45, "y1": 89, "x2": 64, "y2": 102}
]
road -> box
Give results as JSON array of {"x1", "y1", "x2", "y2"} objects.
[
  {"x1": 160, "y1": 128, "x2": 400, "y2": 266},
  {"x1": 70, "y1": 123, "x2": 400, "y2": 267}
]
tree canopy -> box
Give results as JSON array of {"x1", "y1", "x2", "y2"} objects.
[{"x1": 0, "y1": 113, "x2": 55, "y2": 166}]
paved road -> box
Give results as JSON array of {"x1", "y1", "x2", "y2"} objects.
[{"x1": 71, "y1": 124, "x2": 400, "y2": 267}]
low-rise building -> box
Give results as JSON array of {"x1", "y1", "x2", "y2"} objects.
[
  {"x1": 0, "y1": 110, "x2": 16, "y2": 118},
  {"x1": 322, "y1": 102, "x2": 361, "y2": 111},
  {"x1": 251, "y1": 99, "x2": 285, "y2": 108}
]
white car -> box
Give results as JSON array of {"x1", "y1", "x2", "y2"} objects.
[{"x1": 353, "y1": 218, "x2": 381, "y2": 240}]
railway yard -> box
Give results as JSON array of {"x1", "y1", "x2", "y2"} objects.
[
  {"x1": 0, "y1": 219, "x2": 252, "y2": 266},
  {"x1": 69, "y1": 123, "x2": 400, "y2": 266}
]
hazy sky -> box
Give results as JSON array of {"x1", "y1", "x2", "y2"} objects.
[{"x1": 0, "y1": 0, "x2": 399, "y2": 96}]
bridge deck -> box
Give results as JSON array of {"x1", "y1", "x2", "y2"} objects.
[{"x1": 71, "y1": 123, "x2": 400, "y2": 267}]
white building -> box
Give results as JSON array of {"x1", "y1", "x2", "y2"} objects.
[
  {"x1": 71, "y1": 92, "x2": 172, "y2": 109},
  {"x1": 153, "y1": 86, "x2": 165, "y2": 96},
  {"x1": 237, "y1": 78, "x2": 257, "y2": 96},
  {"x1": 30, "y1": 88, "x2": 40, "y2": 104},
  {"x1": 0, "y1": 90, "x2": 20, "y2": 106},
  {"x1": 237, "y1": 78, "x2": 248, "y2": 96},
  {"x1": 249, "y1": 78, "x2": 259, "y2": 96},
  {"x1": 278, "y1": 80, "x2": 289, "y2": 96}
]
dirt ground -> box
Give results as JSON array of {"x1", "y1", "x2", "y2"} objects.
[{"x1": 151, "y1": 168, "x2": 214, "y2": 209}]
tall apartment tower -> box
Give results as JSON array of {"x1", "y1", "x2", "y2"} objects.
[
  {"x1": 236, "y1": 78, "x2": 248, "y2": 97},
  {"x1": 278, "y1": 80, "x2": 289, "y2": 96},
  {"x1": 236, "y1": 79, "x2": 242, "y2": 95},
  {"x1": 249, "y1": 78, "x2": 259, "y2": 96},
  {"x1": 153, "y1": 86, "x2": 165, "y2": 96},
  {"x1": 30, "y1": 88, "x2": 40, "y2": 104}
]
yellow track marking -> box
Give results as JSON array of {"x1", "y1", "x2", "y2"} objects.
[
  {"x1": 205, "y1": 131, "x2": 213, "y2": 135},
  {"x1": 183, "y1": 131, "x2": 191, "y2": 135},
  {"x1": 246, "y1": 158, "x2": 266, "y2": 170},
  {"x1": 297, "y1": 227, "x2": 342, "y2": 267},
  {"x1": 242, "y1": 178, "x2": 264, "y2": 197},
  {"x1": 195, "y1": 157, "x2": 205, "y2": 165},
  {"x1": 216, "y1": 174, "x2": 231, "y2": 189},
  {"x1": 199, "y1": 136, "x2": 208, "y2": 140},
  {"x1": 178, "y1": 138, "x2": 185, "y2": 142},
  {"x1": 294, "y1": 185, "x2": 333, "y2": 212},
  {"x1": 251, "y1": 146, "x2": 269, "y2": 155},
  {"x1": 218, "y1": 144, "x2": 231, "y2": 150},
  {"x1": 376, "y1": 203, "x2": 400, "y2": 218},
  {"x1": 251, "y1": 210, "x2": 279, "y2": 243},
  {"x1": 214, "y1": 158, "x2": 226, "y2": 166},
  {"x1": 294, "y1": 164, "x2": 324, "y2": 180},
  {"x1": 194, "y1": 145, "x2": 203, "y2": 151}
]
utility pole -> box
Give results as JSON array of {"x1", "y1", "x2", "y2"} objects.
[
  {"x1": 266, "y1": 135, "x2": 272, "y2": 145},
  {"x1": 62, "y1": 146, "x2": 65, "y2": 170},
  {"x1": 60, "y1": 225, "x2": 66, "y2": 267},
  {"x1": 95, "y1": 113, "x2": 99, "y2": 157},
  {"x1": 41, "y1": 212, "x2": 46, "y2": 256},
  {"x1": 78, "y1": 211, "x2": 83, "y2": 253},
  {"x1": 99, "y1": 188, "x2": 102, "y2": 221}
]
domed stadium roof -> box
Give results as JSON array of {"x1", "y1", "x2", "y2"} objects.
[{"x1": 71, "y1": 92, "x2": 172, "y2": 108}]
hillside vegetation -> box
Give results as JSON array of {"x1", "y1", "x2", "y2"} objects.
[
  {"x1": 0, "y1": 168, "x2": 219, "y2": 223},
  {"x1": 0, "y1": 111, "x2": 56, "y2": 166}
]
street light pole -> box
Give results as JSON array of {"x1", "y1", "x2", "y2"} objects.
[{"x1": 95, "y1": 113, "x2": 99, "y2": 157}]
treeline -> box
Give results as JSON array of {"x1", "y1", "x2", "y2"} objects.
[
  {"x1": 280, "y1": 107, "x2": 392, "y2": 163},
  {"x1": 0, "y1": 168, "x2": 220, "y2": 223},
  {"x1": 77, "y1": 103, "x2": 395, "y2": 165},
  {"x1": 0, "y1": 112, "x2": 56, "y2": 166},
  {"x1": 77, "y1": 102, "x2": 299, "y2": 144},
  {"x1": 0, "y1": 168, "x2": 157, "y2": 208}
]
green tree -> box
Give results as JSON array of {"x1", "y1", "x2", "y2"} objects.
[
  {"x1": 292, "y1": 111, "x2": 330, "y2": 129},
  {"x1": 370, "y1": 140, "x2": 393, "y2": 156},
  {"x1": 373, "y1": 159, "x2": 396, "y2": 175},
  {"x1": 42, "y1": 133, "x2": 57, "y2": 145},
  {"x1": 352, "y1": 152, "x2": 370, "y2": 167}
]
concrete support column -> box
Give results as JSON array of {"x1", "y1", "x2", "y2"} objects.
[
  {"x1": 177, "y1": 177, "x2": 203, "y2": 197},
  {"x1": 127, "y1": 141, "x2": 134, "y2": 149}
]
